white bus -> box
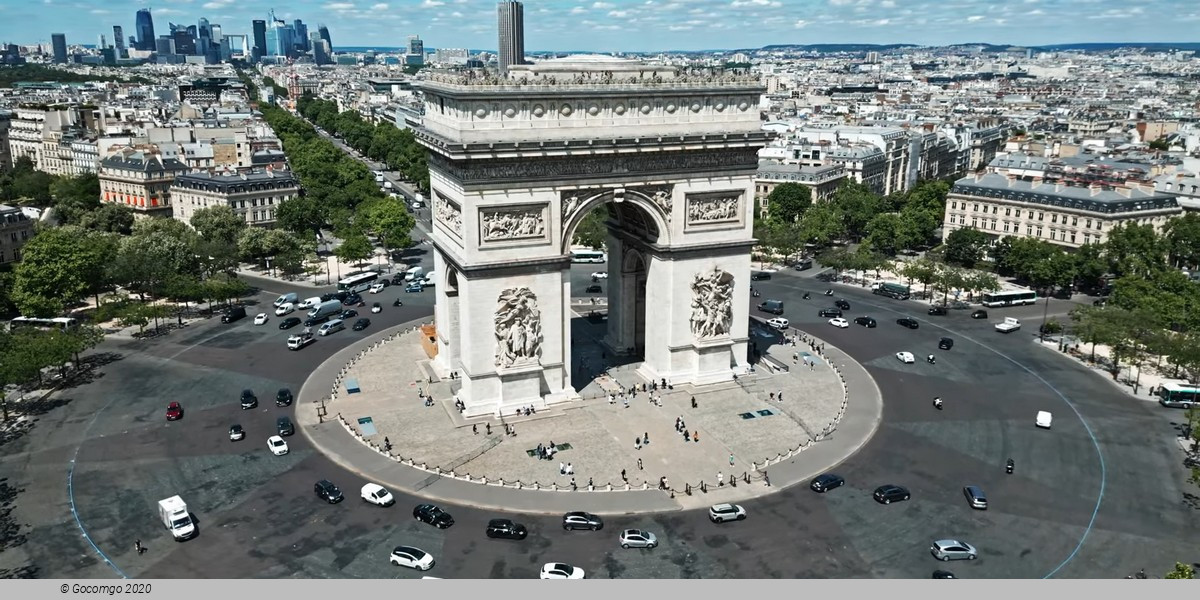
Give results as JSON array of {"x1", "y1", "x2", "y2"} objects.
[
  {"x1": 570, "y1": 249, "x2": 606, "y2": 263},
  {"x1": 981, "y1": 289, "x2": 1038, "y2": 307},
  {"x1": 1158, "y1": 381, "x2": 1199, "y2": 409},
  {"x1": 8, "y1": 316, "x2": 79, "y2": 331},
  {"x1": 337, "y1": 271, "x2": 380, "y2": 293}
]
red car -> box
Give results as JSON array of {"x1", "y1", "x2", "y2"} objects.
[{"x1": 165, "y1": 402, "x2": 183, "y2": 421}]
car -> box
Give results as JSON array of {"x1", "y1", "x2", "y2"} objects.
[
  {"x1": 390, "y1": 546, "x2": 435, "y2": 571},
  {"x1": 971, "y1": 309, "x2": 988, "y2": 319},
  {"x1": 930, "y1": 539, "x2": 978, "y2": 561},
  {"x1": 835, "y1": 299, "x2": 850, "y2": 310},
  {"x1": 229, "y1": 424, "x2": 244, "y2": 441},
  {"x1": 405, "y1": 282, "x2": 424, "y2": 293},
  {"x1": 540, "y1": 563, "x2": 585, "y2": 579},
  {"x1": 896, "y1": 351, "x2": 915, "y2": 364},
  {"x1": 353, "y1": 318, "x2": 371, "y2": 331},
  {"x1": 709, "y1": 503, "x2": 746, "y2": 523},
  {"x1": 343, "y1": 293, "x2": 362, "y2": 305},
  {"x1": 240, "y1": 389, "x2": 258, "y2": 409},
  {"x1": 391, "y1": 273, "x2": 407, "y2": 286},
  {"x1": 873, "y1": 484, "x2": 911, "y2": 504},
  {"x1": 766, "y1": 317, "x2": 789, "y2": 330},
  {"x1": 304, "y1": 316, "x2": 328, "y2": 327},
  {"x1": 413, "y1": 503, "x2": 454, "y2": 528},
  {"x1": 419, "y1": 275, "x2": 435, "y2": 287},
  {"x1": 590, "y1": 272, "x2": 608, "y2": 281},
  {"x1": 854, "y1": 316, "x2": 877, "y2": 328},
  {"x1": 809, "y1": 473, "x2": 845, "y2": 493},
  {"x1": 828, "y1": 317, "x2": 849, "y2": 328},
  {"x1": 165, "y1": 401, "x2": 183, "y2": 421},
  {"x1": 339, "y1": 309, "x2": 359, "y2": 320},
  {"x1": 897, "y1": 317, "x2": 920, "y2": 329},
  {"x1": 562, "y1": 511, "x2": 603, "y2": 531},
  {"x1": 757, "y1": 299, "x2": 784, "y2": 315},
  {"x1": 619, "y1": 529, "x2": 658, "y2": 549},
  {"x1": 369, "y1": 282, "x2": 386, "y2": 294},
  {"x1": 486, "y1": 518, "x2": 528, "y2": 540},
  {"x1": 938, "y1": 337, "x2": 954, "y2": 350},
  {"x1": 274, "y1": 303, "x2": 295, "y2": 316},
  {"x1": 818, "y1": 308, "x2": 842, "y2": 318},
  {"x1": 585, "y1": 284, "x2": 603, "y2": 294},
  {"x1": 314, "y1": 479, "x2": 343, "y2": 503},
  {"x1": 360, "y1": 483, "x2": 395, "y2": 506},
  {"x1": 279, "y1": 317, "x2": 302, "y2": 330},
  {"x1": 268, "y1": 435, "x2": 289, "y2": 456},
  {"x1": 253, "y1": 313, "x2": 269, "y2": 325},
  {"x1": 927, "y1": 305, "x2": 948, "y2": 316},
  {"x1": 275, "y1": 388, "x2": 293, "y2": 407},
  {"x1": 932, "y1": 570, "x2": 957, "y2": 579},
  {"x1": 963, "y1": 485, "x2": 987, "y2": 510},
  {"x1": 276, "y1": 416, "x2": 294, "y2": 436},
  {"x1": 750, "y1": 271, "x2": 772, "y2": 281},
  {"x1": 287, "y1": 333, "x2": 316, "y2": 350},
  {"x1": 371, "y1": 302, "x2": 381, "y2": 314}
]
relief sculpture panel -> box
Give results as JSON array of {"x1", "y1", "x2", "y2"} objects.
[
  {"x1": 689, "y1": 267, "x2": 734, "y2": 340},
  {"x1": 495, "y1": 287, "x2": 543, "y2": 368},
  {"x1": 685, "y1": 191, "x2": 743, "y2": 228},
  {"x1": 480, "y1": 205, "x2": 548, "y2": 243},
  {"x1": 434, "y1": 192, "x2": 463, "y2": 238}
]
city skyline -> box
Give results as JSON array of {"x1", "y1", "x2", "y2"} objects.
[{"x1": 4, "y1": 0, "x2": 1200, "y2": 53}]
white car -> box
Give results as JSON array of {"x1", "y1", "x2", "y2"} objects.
[
  {"x1": 708, "y1": 503, "x2": 746, "y2": 523},
  {"x1": 590, "y1": 272, "x2": 608, "y2": 280},
  {"x1": 930, "y1": 539, "x2": 978, "y2": 561},
  {"x1": 369, "y1": 282, "x2": 386, "y2": 294},
  {"x1": 274, "y1": 303, "x2": 295, "y2": 316},
  {"x1": 361, "y1": 483, "x2": 395, "y2": 506},
  {"x1": 539, "y1": 562, "x2": 585, "y2": 579},
  {"x1": 267, "y1": 435, "x2": 289, "y2": 456},
  {"x1": 619, "y1": 529, "x2": 658, "y2": 549},
  {"x1": 828, "y1": 317, "x2": 849, "y2": 328},
  {"x1": 420, "y1": 275, "x2": 435, "y2": 287},
  {"x1": 253, "y1": 313, "x2": 268, "y2": 326},
  {"x1": 766, "y1": 317, "x2": 789, "y2": 330},
  {"x1": 390, "y1": 545, "x2": 435, "y2": 571},
  {"x1": 896, "y1": 351, "x2": 915, "y2": 364}
]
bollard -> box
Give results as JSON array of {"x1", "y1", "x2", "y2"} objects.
[
  {"x1": 701, "y1": 481, "x2": 707, "y2": 493},
  {"x1": 642, "y1": 482, "x2": 648, "y2": 490},
  {"x1": 498, "y1": 479, "x2": 505, "y2": 486},
  {"x1": 743, "y1": 472, "x2": 750, "y2": 483},
  {"x1": 607, "y1": 483, "x2": 612, "y2": 492},
  {"x1": 685, "y1": 483, "x2": 692, "y2": 495}
]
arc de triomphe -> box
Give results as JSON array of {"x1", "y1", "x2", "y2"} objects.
[{"x1": 414, "y1": 56, "x2": 770, "y2": 417}]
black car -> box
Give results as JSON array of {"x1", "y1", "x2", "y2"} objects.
[
  {"x1": 562, "y1": 511, "x2": 604, "y2": 531},
  {"x1": 835, "y1": 299, "x2": 850, "y2": 310},
  {"x1": 339, "y1": 309, "x2": 359, "y2": 320},
  {"x1": 221, "y1": 306, "x2": 247, "y2": 323},
  {"x1": 279, "y1": 317, "x2": 302, "y2": 330},
  {"x1": 896, "y1": 317, "x2": 920, "y2": 329},
  {"x1": 353, "y1": 318, "x2": 371, "y2": 331},
  {"x1": 757, "y1": 300, "x2": 784, "y2": 315},
  {"x1": 809, "y1": 473, "x2": 846, "y2": 493},
  {"x1": 818, "y1": 308, "x2": 843, "y2": 318},
  {"x1": 304, "y1": 316, "x2": 328, "y2": 327},
  {"x1": 971, "y1": 309, "x2": 988, "y2": 319},
  {"x1": 938, "y1": 337, "x2": 954, "y2": 350},
  {"x1": 873, "y1": 484, "x2": 911, "y2": 504},
  {"x1": 391, "y1": 274, "x2": 406, "y2": 286},
  {"x1": 320, "y1": 293, "x2": 338, "y2": 302},
  {"x1": 315, "y1": 480, "x2": 344, "y2": 503},
  {"x1": 485, "y1": 518, "x2": 528, "y2": 540},
  {"x1": 932, "y1": 570, "x2": 957, "y2": 579},
  {"x1": 413, "y1": 503, "x2": 454, "y2": 529},
  {"x1": 378, "y1": 279, "x2": 391, "y2": 288},
  {"x1": 750, "y1": 271, "x2": 772, "y2": 281},
  {"x1": 277, "y1": 416, "x2": 295, "y2": 436},
  {"x1": 343, "y1": 293, "x2": 362, "y2": 306},
  {"x1": 854, "y1": 316, "x2": 877, "y2": 328},
  {"x1": 585, "y1": 284, "x2": 603, "y2": 294},
  {"x1": 240, "y1": 389, "x2": 258, "y2": 409},
  {"x1": 275, "y1": 388, "x2": 293, "y2": 407},
  {"x1": 928, "y1": 305, "x2": 948, "y2": 316}
]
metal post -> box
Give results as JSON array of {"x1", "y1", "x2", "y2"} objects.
[{"x1": 1040, "y1": 289, "x2": 1051, "y2": 342}]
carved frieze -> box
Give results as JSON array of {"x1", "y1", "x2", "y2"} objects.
[
  {"x1": 434, "y1": 191, "x2": 463, "y2": 238},
  {"x1": 689, "y1": 267, "x2": 734, "y2": 340},
  {"x1": 560, "y1": 189, "x2": 606, "y2": 225},
  {"x1": 630, "y1": 185, "x2": 674, "y2": 223},
  {"x1": 480, "y1": 205, "x2": 548, "y2": 243},
  {"x1": 495, "y1": 287, "x2": 543, "y2": 368},
  {"x1": 685, "y1": 191, "x2": 742, "y2": 226},
  {"x1": 428, "y1": 148, "x2": 759, "y2": 185}
]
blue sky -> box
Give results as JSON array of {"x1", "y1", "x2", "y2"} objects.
[{"x1": 4, "y1": 0, "x2": 1198, "y2": 51}]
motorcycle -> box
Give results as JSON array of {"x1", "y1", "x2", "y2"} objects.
[
  {"x1": 927, "y1": 355, "x2": 936, "y2": 364},
  {"x1": 393, "y1": 298, "x2": 404, "y2": 307},
  {"x1": 933, "y1": 397, "x2": 943, "y2": 410},
  {"x1": 802, "y1": 292, "x2": 811, "y2": 300},
  {"x1": 751, "y1": 288, "x2": 761, "y2": 298},
  {"x1": 824, "y1": 289, "x2": 834, "y2": 296},
  {"x1": 1005, "y1": 458, "x2": 1014, "y2": 474}
]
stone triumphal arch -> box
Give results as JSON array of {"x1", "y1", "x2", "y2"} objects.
[{"x1": 414, "y1": 56, "x2": 770, "y2": 417}]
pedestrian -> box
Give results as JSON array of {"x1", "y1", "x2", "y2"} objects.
[
  {"x1": 635, "y1": 437, "x2": 642, "y2": 450},
  {"x1": 717, "y1": 471, "x2": 724, "y2": 486},
  {"x1": 623, "y1": 396, "x2": 630, "y2": 409},
  {"x1": 486, "y1": 422, "x2": 491, "y2": 435},
  {"x1": 778, "y1": 391, "x2": 783, "y2": 402},
  {"x1": 473, "y1": 423, "x2": 478, "y2": 435},
  {"x1": 588, "y1": 477, "x2": 593, "y2": 488},
  {"x1": 643, "y1": 432, "x2": 649, "y2": 445},
  {"x1": 682, "y1": 428, "x2": 689, "y2": 441},
  {"x1": 637, "y1": 457, "x2": 643, "y2": 470},
  {"x1": 693, "y1": 431, "x2": 699, "y2": 443},
  {"x1": 764, "y1": 472, "x2": 771, "y2": 487},
  {"x1": 609, "y1": 393, "x2": 615, "y2": 405},
  {"x1": 510, "y1": 424, "x2": 517, "y2": 437},
  {"x1": 134, "y1": 539, "x2": 143, "y2": 555},
  {"x1": 769, "y1": 392, "x2": 775, "y2": 401},
  {"x1": 621, "y1": 468, "x2": 627, "y2": 481},
  {"x1": 810, "y1": 361, "x2": 815, "y2": 372},
  {"x1": 691, "y1": 396, "x2": 697, "y2": 409},
  {"x1": 566, "y1": 462, "x2": 574, "y2": 475},
  {"x1": 675, "y1": 417, "x2": 681, "y2": 431},
  {"x1": 680, "y1": 419, "x2": 685, "y2": 431},
  {"x1": 729, "y1": 453, "x2": 735, "y2": 466},
  {"x1": 560, "y1": 461, "x2": 566, "y2": 475},
  {"x1": 571, "y1": 477, "x2": 577, "y2": 490}
]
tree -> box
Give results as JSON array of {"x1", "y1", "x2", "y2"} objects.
[
  {"x1": 797, "y1": 201, "x2": 846, "y2": 247},
  {"x1": 49, "y1": 174, "x2": 101, "y2": 224},
  {"x1": 816, "y1": 247, "x2": 853, "y2": 275},
  {"x1": 76, "y1": 202, "x2": 134, "y2": 235},
  {"x1": 1148, "y1": 138, "x2": 1171, "y2": 152},
  {"x1": 237, "y1": 227, "x2": 270, "y2": 265},
  {"x1": 333, "y1": 229, "x2": 374, "y2": 268},
  {"x1": 11, "y1": 226, "x2": 107, "y2": 316},
  {"x1": 1165, "y1": 562, "x2": 1195, "y2": 579},
  {"x1": 830, "y1": 180, "x2": 884, "y2": 241},
  {"x1": 942, "y1": 227, "x2": 991, "y2": 268},
  {"x1": 990, "y1": 236, "x2": 1014, "y2": 275},
  {"x1": 765, "y1": 183, "x2": 812, "y2": 223},
  {"x1": 190, "y1": 205, "x2": 247, "y2": 246},
  {"x1": 110, "y1": 219, "x2": 200, "y2": 298},
  {"x1": 1073, "y1": 243, "x2": 1108, "y2": 293},
  {"x1": 897, "y1": 257, "x2": 940, "y2": 299},
  {"x1": 1163, "y1": 213, "x2": 1200, "y2": 270},
  {"x1": 275, "y1": 196, "x2": 326, "y2": 236},
  {"x1": 1003, "y1": 237, "x2": 1058, "y2": 282},
  {"x1": 359, "y1": 198, "x2": 415, "y2": 261},
  {"x1": 863, "y1": 213, "x2": 903, "y2": 256},
  {"x1": 573, "y1": 207, "x2": 607, "y2": 249},
  {"x1": 1103, "y1": 222, "x2": 1167, "y2": 278}
]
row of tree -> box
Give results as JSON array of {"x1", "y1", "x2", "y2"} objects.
[
  {"x1": 0, "y1": 324, "x2": 106, "y2": 421},
  {"x1": 0, "y1": 157, "x2": 136, "y2": 235},
  {"x1": 295, "y1": 95, "x2": 430, "y2": 193}
]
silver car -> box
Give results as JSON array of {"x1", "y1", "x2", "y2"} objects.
[
  {"x1": 619, "y1": 529, "x2": 658, "y2": 549},
  {"x1": 930, "y1": 539, "x2": 978, "y2": 561}
]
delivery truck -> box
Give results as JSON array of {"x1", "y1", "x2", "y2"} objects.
[
  {"x1": 158, "y1": 496, "x2": 196, "y2": 541},
  {"x1": 307, "y1": 299, "x2": 343, "y2": 321}
]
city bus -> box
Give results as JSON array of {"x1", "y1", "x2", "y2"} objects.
[
  {"x1": 7, "y1": 316, "x2": 79, "y2": 332},
  {"x1": 873, "y1": 282, "x2": 911, "y2": 300},
  {"x1": 981, "y1": 289, "x2": 1038, "y2": 307},
  {"x1": 570, "y1": 249, "x2": 606, "y2": 263},
  {"x1": 336, "y1": 271, "x2": 380, "y2": 293},
  {"x1": 1158, "y1": 381, "x2": 1199, "y2": 409}
]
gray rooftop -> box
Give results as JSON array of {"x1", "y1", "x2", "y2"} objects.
[
  {"x1": 173, "y1": 169, "x2": 299, "y2": 194},
  {"x1": 953, "y1": 173, "x2": 1180, "y2": 214},
  {"x1": 100, "y1": 151, "x2": 188, "y2": 173}
]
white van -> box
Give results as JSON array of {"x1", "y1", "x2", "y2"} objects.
[
  {"x1": 318, "y1": 319, "x2": 345, "y2": 336},
  {"x1": 1036, "y1": 411, "x2": 1052, "y2": 429},
  {"x1": 297, "y1": 296, "x2": 322, "y2": 310},
  {"x1": 405, "y1": 266, "x2": 425, "y2": 282},
  {"x1": 273, "y1": 292, "x2": 298, "y2": 308}
]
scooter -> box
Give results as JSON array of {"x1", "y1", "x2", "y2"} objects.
[
  {"x1": 1005, "y1": 458, "x2": 1014, "y2": 474},
  {"x1": 751, "y1": 289, "x2": 761, "y2": 298},
  {"x1": 802, "y1": 292, "x2": 811, "y2": 300},
  {"x1": 927, "y1": 355, "x2": 936, "y2": 364},
  {"x1": 933, "y1": 397, "x2": 943, "y2": 410},
  {"x1": 393, "y1": 298, "x2": 404, "y2": 307},
  {"x1": 824, "y1": 289, "x2": 834, "y2": 296}
]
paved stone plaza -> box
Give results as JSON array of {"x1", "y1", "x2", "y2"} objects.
[{"x1": 329, "y1": 318, "x2": 846, "y2": 499}]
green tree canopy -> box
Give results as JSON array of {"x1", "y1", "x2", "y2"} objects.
[
  {"x1": 76, "y1": 202, "x2": 134, "y2": 235},
  {"x1": 1163, "y1": 213, "x2": 1200, "y2": 270},
  {"x1": 1103, "y1": 222, "x2": 1167, "y2": 278},
  {"x1": 863, "y1": 213, "x2": 903, "y2": 256},
  {"x1": 11, "y1": 226, "x2": 112, "y2": 316},
  {"x1": 190, "y1": 205, "x2": 247, "y2": 246},
  {"x1": 333, "y1": 229, "x2": 375, "y2": 267},
  {"x1": 572, "y1": 207, "x2": 608, "y2": 250},
  {"x1": 943, "y1": 227, "x2": 991, "y2": 268},
  {"x1": 766, "y1": 183, "x2": 812, "y2": 223}
]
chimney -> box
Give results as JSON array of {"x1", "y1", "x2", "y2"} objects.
[{"x1": 1090, "y1": 185, "x2": 1102, "y2": 197}]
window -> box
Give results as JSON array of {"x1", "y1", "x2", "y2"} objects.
[
  {"x1": 1051, "y1": 214, "x2": 1058, "y2": 224},
  {"x1": 1027, "y1": 225, "x2": 1033, "y2": 235},
  {"x1": 971, "y1": 218, "x2": 979, "y2": 228},
  {"x1": 1072, "y1": 216, "x2": 1078, "y2": 226},
  {"x1": 990, "y1": 220, "x2": 996, "y2": 230},
  {"x1": 950, "y1": 201, "x2": 957, "y2": 209},
  {"x1": 1036, "y1": 227, "x2": 1043, "y2": 237},
  {"x1": 1015, "y1": 209, "x2": 1022, "y2": 218},
  {"x1": 1004, "y1": 222, "x2": 1011, "y2": 232},
  {"x1": 1086, "y1": 218, "x2": 1092, "y2": 228},
  {"x1": 1005, "y1": 207, "x2": 1011, "y2": 216},
  {"x1": 1071, "y1": 233, "x2": 1076, "y2": 244},
  {"x1": 973, "y1": 204, "x2": 979, "y2": 212},
  {"x1": 1038, "y1": 212, "x2": 1044, "y2": 221},
  {"x1": 992, "y1": 206, "x2": 998, "y2": 214}
]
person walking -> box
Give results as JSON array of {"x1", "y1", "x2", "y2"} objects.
[
  {"x1": 472, "y1": 424, "x2": 478, "y2": 435},
  {"x1": 693, "y1": 431, "x2": 699, "y2": 443},
  {"x1": 778, "y1": 391, "x2": 783, "y2": 402},
  {"x1": 729, "y1": 453, "x2": 735, "y2": 466},
  {"x1": 643, "y1": 432, "x2": 649, "y2": 445},
  {"x1": 635, "y1": 437, "x2": 642, "y2": 450},
  {"x1": 134, "y1": 539, "x2": 143, "y2": 555},
  {"x1": 623, "y1": 396, "x2": 630, "y2": 409},
  {"x1": 769, "y1": 392, "x2": 775, "y2": 401},
  {"x1": 717, "y1": 471, "x2": 724, "y2": 486},
  {"x1": 682, "y1": 429, "x2": 689, "y2": 441},
  {"x1": 621, "y1": 468, "x2": 627, "y2": 481},
  {"x1": 637, "y1": 457, "x2": 643, "y2": 470},
  {"x1": 566, "y1": 462, "x2": 574, "y2": 475},
  {"x1": 560, "y1": 461, "x2": 566, "y2": 475}
]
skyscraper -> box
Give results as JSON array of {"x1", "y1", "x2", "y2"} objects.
[
  {"x1": 252, "y1": 20, "x2": 267, "y2": 60},
  {"x1": 318, "y1": 25, "x2": 332, "y2": 51},
  {"x1": 98, "y1": 34, "x2": 107, "y2": 50},
  {"x1": 310, "y1": 32, "x2": 330, "y2": 65},
  {"x1": 113, "y1": 25, "x2": 125, "y2": 56},
  {"x1": 406, "y1": 35, "x2": 424, "y2": 66},
  {"x1": 51, "y1": 33, "x2": 67, "y2": 63},
  {"x1": 293, "y1": 20, "x2": 308, "y2": 52},
  {"x1": 135, "y1": 9, "x2": 155, "y2": 51},
  {"x1": 497, "y1": 1, "x2": 525, "y2": 75},
  {"x1": 265, "y1": 20, "x2": 294, "y2": 57}
]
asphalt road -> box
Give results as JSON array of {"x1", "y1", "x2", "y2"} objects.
[{"x1": 1, "y1": 267, "x2": 1196, "y2": 579}]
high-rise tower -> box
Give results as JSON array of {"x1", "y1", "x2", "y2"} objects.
[
  {"x1": 497, "y1": 1, "x2": 525, "y2": 75},
  {"x1": 51, "y1": 33, "x2": 67, "y2": 63},
  {"x1": 318, "y1": 25, "x2": 332, "y2": 51},
  {"x1": 252, "y1": 20, "x2": 267, "y2": 60},
  {"x1": 113, "y1": 25, "x2": 125, "y2": 56},
  {"x1": 135, "y1": 9, "x2": 155, "y2": 51}
]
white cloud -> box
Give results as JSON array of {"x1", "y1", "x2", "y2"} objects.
[
  {"x1": 880, "y1": 0, "x2": 895, "y2": 6},
  {"x1": 570, "y1": 5, "x2": 587, "y2": 14},
  {"x1": 609, "y1": 10, "x2": 628, "y2": 17},
  {"x1": 421, "y1": 0, "x2": 444, "y2": 7},
  {"x1": 794, "y1": 19, "x2": 809, "y2": 28},
  {"x1": 89, "y1": 8, "x2": 110, "y2": 13},
  {"x1": 732, "y1": 0, "x2": 780, "y2": 6},
  {"x1": 202, "y1": 0, "x2": 232, "y2": 8},
  {"x1": 592, "y1": 1, "x2": 614, "y2": 8},
  {"x1": 371, "y1": 2, "x2": 388, "y2": 9},
  {"x1": 966, "y1": 15, "x2": 985, "y2": 22},
  {"x1": 668, "y1": 24, "x2": 692, "y2": 31}
]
